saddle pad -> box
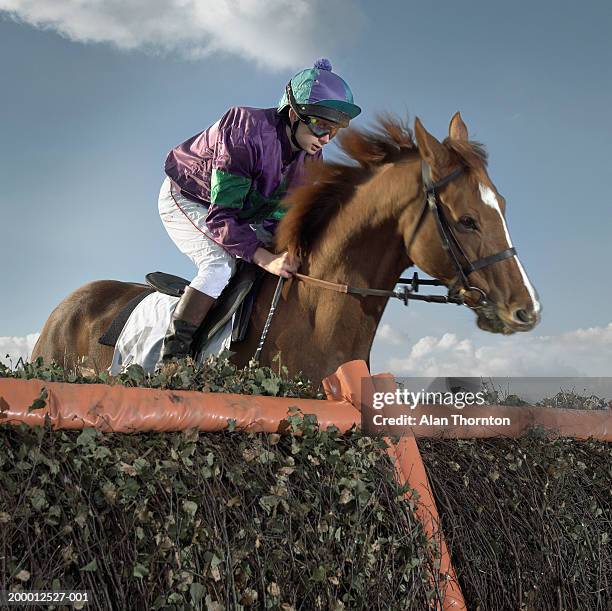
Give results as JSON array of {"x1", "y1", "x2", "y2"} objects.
[
  {"x1": 108, "y1": 292, "x2": 234, "y2": 375},
  {"x1": 98, "y1": 288, "x2": 154, "y2": 347},
  {"x1": 103, "y1": 262, "x2": 265, "y2": 373}
]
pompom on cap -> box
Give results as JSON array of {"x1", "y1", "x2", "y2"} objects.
[{"x1": 314, "y1": 58, "x2": 332, "y2": 71}]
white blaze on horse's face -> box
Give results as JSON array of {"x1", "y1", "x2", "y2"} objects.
[{"x1": 478, "y1": 183, "x2": 541, "y2": 314}]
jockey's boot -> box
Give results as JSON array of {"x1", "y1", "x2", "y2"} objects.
[{"x1": 161, "y1": 286, "x2": 216, "y2": 362}]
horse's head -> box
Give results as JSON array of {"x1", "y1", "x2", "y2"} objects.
[{"x1": 404, "y1": 113, "x2": 541, "y2": 334}]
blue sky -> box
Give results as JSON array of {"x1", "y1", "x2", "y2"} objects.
[{"x1": 1, "y1": 0, "x2": 611, "y2": 375}]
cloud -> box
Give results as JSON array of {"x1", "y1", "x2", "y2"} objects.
[
  {"x1": 0, "y1": 0, "x2": 364, "y2": 70},
  {"x1": 384, "y1": 323, "x2": 612, "y2": 377},
  {"x1": 0, "y1": 333, "x2": 40, "y2": 368},
  {"x1": 377, "y1": 323, "x2": 405, "y2": 346}
]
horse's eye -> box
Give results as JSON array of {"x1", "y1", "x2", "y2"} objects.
[{"x1": 459, "y1": 216, "x2": 478, "y2": 230}]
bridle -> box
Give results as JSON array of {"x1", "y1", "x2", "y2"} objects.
[
  {"x1": 254, "y1": 160, "x2": 518, "y2": 360},
  {"x1": 405, "y1": 161, "x2": 517, "y2": 309}
]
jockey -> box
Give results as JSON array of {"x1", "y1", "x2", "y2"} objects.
[{"x1": 159, "y1": 58, "x2": 361, "y2": 362}]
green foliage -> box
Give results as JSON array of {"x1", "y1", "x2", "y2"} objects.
[
  {"x1": 0, "y1": 418, "x2": 433, "y2": 610},
  {"x1": 0, "y1": 354, "x2": 324, "y2": 399}
]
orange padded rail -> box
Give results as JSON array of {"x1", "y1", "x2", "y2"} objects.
[
  {"x1": 2, "y1": 372, "x2": 609, "y2": 440},
  {"x1": 0, "y1": 378, "x2": 360, "y2": 433}
]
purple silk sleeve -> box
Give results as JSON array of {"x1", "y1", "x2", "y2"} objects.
[{"x1": 204, "y1": 207, "x2": 264, "y2": 262}]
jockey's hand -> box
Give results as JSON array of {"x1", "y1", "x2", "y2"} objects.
[{"x1": 253, "y1": 248, "x2": 299, "y2": 278}]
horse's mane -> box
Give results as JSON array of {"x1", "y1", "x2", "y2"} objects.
[
  {"x1": 275, "y1": 115, "x2": 416, "y2": 258},
  {"x1": 275, "y1": 115, "x2": 487, "y2": 257}
]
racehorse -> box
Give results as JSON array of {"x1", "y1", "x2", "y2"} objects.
[{"x1": 32, "y1": 113, "x2": 541, "y2": 384}]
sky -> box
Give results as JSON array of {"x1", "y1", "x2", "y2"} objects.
[{"x1": 0, "y1": 0, "x2": 611, "y2": 376}]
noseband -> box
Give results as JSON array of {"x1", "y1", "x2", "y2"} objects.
[{"x1": 405, "y1": 161, "x2": 517, "y2": 308}]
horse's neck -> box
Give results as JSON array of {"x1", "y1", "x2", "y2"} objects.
[
  {"x1": 305, "y1": 157, "x2": 422, "y2": 313},
  {"x1": 275, "y1": 158, "x2": 423, "y2": 379}
]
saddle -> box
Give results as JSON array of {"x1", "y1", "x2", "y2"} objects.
[{"x1": 99, "y1": 261, "x2": 266, "y2": 352}]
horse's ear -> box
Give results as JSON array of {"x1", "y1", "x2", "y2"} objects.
[
  {"x1": 415, "y1": 117, "x2": 450, "y2": 169},
  {"x1": 449, "y1": 112, "x2": 468, "y2": 141}
]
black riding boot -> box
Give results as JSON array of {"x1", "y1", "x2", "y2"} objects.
[{"x1": 161, "y1": 286, "x2": 216, "y2": 362}]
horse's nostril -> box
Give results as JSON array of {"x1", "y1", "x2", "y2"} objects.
[{"x1": 515, "y1": 308, "x2": 533, "y2": 324}]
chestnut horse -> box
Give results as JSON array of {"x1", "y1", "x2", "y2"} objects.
[{"x1": 32, "y1": 113, "x2": 541, "y2": 383}]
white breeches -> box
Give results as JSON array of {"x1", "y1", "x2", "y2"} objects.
[{"x1": 158, "y1": 177, "x2": 236, "y2": 298}]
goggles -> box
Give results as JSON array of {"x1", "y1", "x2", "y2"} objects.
[{"x1": 302, "y1": 116, "x2": 341, "y2": 139}]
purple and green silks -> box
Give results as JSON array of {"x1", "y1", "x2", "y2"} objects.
[{"x1": 164, "y1": 106, "x2": 320, "y2": 262}]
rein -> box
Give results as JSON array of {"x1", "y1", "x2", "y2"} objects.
[{"x1": 294, "y1": 272, "x2": 461, "y2": 305}]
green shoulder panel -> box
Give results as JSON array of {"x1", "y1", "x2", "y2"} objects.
[
  {"x1": 210, "y1": 169, "x2": 252, "y2": 209},
  {"x1": 238, "y1": 178, "x2": 290, "y2": 223},
  {"x1": 211, "y1": 170, "x2": 290, "y2": 222}
]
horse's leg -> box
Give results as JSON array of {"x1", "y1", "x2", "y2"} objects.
[{"x1": 32, "y1": 280, "x2": 149, "y2": 373}]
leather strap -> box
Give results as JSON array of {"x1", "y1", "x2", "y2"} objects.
[
  {"x1": 295, "y1": 272, "x2": 393, "y2": 297},
  {"x1": 295, "y1": 273, "x2": 349, "y2": 293},
  {"x1": 466, "y1": 247, "x2": 517, "y2": 273}
]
